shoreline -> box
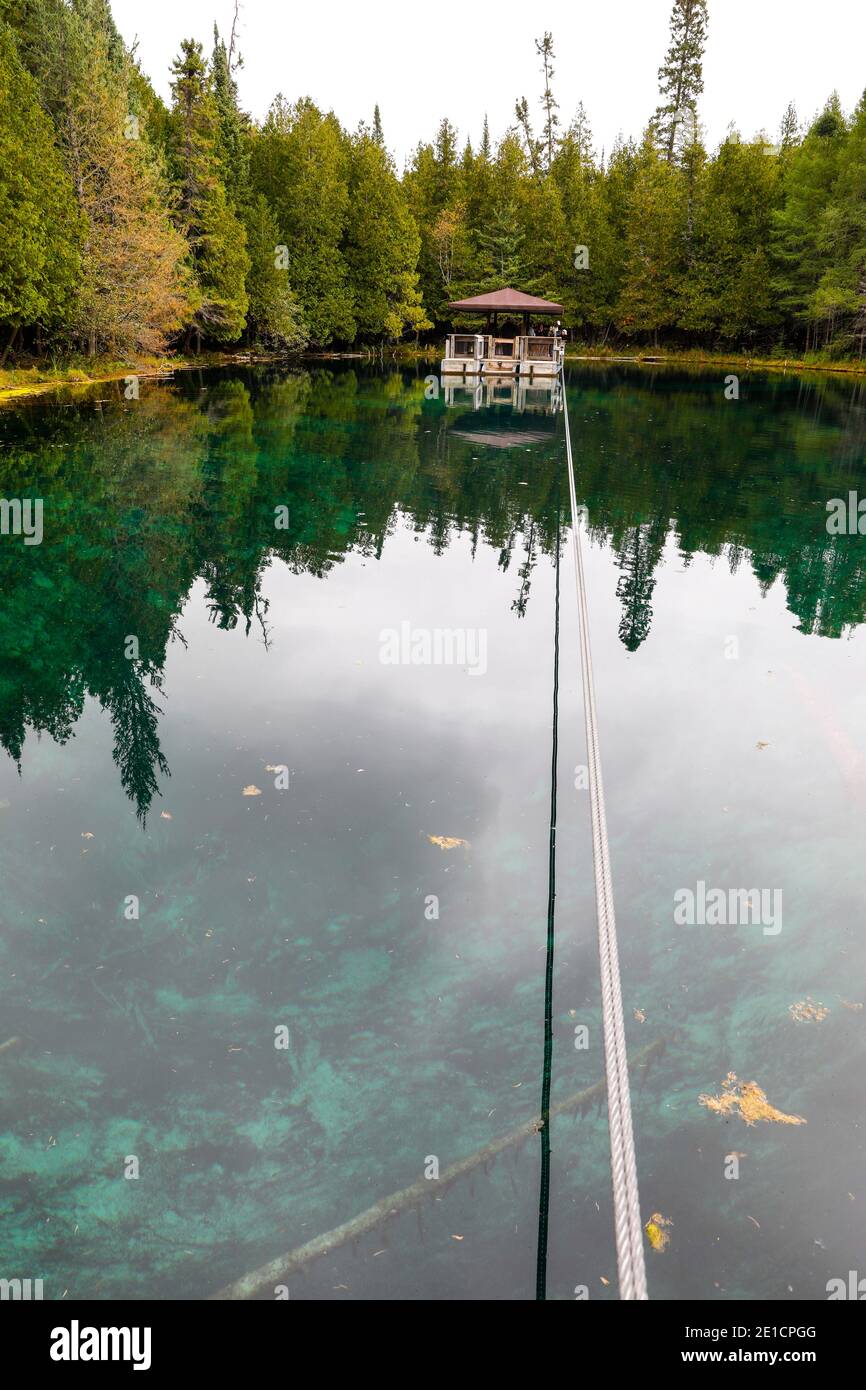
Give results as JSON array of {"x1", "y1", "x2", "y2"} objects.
[{"x1": 3, "y1": 345, "x2": 866, "y2": 406}]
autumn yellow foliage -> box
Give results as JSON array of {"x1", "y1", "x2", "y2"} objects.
[
  {"x1": 699, "y1": 1072, "x2": 806, "y2": 1127},
  {"x1": 645, "y1": 1212, "x2": 673, "y2": 1252}
]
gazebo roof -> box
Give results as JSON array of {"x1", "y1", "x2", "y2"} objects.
[{"x1": 447, "y1": 287, "x2": 564, "y2": 315}]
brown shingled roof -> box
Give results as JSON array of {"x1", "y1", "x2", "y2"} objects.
[{"x1": 447, "y1": 287, "x2": 564, "y2": 315}]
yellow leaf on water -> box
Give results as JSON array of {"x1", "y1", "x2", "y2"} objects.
[
  {"x1": 81, "y1": 832, "x2": 94, "y2": 839},
  {"x1": 427, "y1": 835, "x2": 469, "y2": 850},
  {"x1": 789, "y1": 998, "x2": 829, "y2": 1023},
  {"x1": 160, "y1": 811, "x2": 173, "y2": 820},
  {"x1": 242, "y1": 786, "x2": 262, "y2": 797},
  {"x1": 699, "y1": 1073, "x2": 805, "y2": 1127},
  {"x1": 645, "y1": 1212, "x2": 673, "y2": 1252}
]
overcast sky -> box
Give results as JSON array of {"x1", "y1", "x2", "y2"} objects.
[{"x1": 111, "y1": 0, "x2": 866, "y2": 168}]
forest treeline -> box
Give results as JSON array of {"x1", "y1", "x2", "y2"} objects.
[{"x1": 2, "y1": 0, "x2": 866, "y2": 363}]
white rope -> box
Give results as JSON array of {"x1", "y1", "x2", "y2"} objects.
[{"x1": 562, "y1": 386, "x2": 649, "y2": 1302}]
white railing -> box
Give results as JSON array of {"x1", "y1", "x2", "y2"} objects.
[
  {"x1": 446, "y1": 333, "x2": 564, "y2": 364},
  {"x1": 446, "y1": 333, "x2": 484, "y2": 360}
]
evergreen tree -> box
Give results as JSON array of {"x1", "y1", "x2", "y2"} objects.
[
  {"x1": 170, "y1": 38, "x2": 249, "y2": 346},
  {"x1": 344, "y1": 131, "x2": 429, "y2": 339},
  {"x1": 515, "y1": 97, "x2": 542, "y2": 179},
  {"x1": 655, "y1": 0, "x2": 709, "y2": 164},
  {"x1": 250, "y1": 97, "x2": 354, "y2": 344},
  {"x1": 404, "y1": 119, "x2": 468, "y2": 322},
  {"x1": 0, "y1": 21, "x2": 81, "y2": 356},
  {"x1": 779, "y1": 101, "x2": 800, "y2": 158},
  {"x1": 616, "y1": 131, "x2": 687, "y2": 341},
  {"x1": 244, "y1": 193, "x2": 306, "y2": 349},
  {"x1": 480, "y1": 114, "x2": 491, "y2": 162},
  {"x1": 770, "y1": 96, "x2": 848, "y2": 348},
  {"x1": 211, "y1": 24, "x2": 250, "y2": 209},
  {"x1": 536, "y1": 31, "x2": 559, "y2": 171},
  {"x1": 477, "y1": 201, "x2": 526, "y2": 285},
  {"x1": 680, "y1": 134, "x2": 778, "y2": 342}
]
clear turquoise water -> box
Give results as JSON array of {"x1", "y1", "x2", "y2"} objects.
[{"x1": 0, "y1": 362, "x2": 864, "y2": 1300}]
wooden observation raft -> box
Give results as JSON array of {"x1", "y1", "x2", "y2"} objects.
[{"x1": 441, "y1": 287, "x2": 566, "y2": 379}]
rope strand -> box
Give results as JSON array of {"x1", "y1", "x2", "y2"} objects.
[{"x1": 562, "y1": 384, "x2": 648, "y2": 1302}]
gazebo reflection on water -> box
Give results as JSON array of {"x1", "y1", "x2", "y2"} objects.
[{"x1": 443, "y1": 374, "x2": 562, "y2": 418}]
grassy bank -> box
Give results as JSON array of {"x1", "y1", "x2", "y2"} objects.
[
  {"x1": 0, "y1": 351, "x2": 294, "y2": 404},
  {"x1": 561, "y1": 344, "x2": 866, "y2": 377}
]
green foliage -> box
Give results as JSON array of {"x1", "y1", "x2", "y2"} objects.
[
  {"x1": 616, "y1": 134, "x2": 687, "y2": 338},
  {"x1": 244, "y1": 194, "x2": 307, "y2": 350},
  {"x1": 1, "y1": 5, "x2": 866, "y2": 360},
  {"x1": 0, "y1": 23, "x2": 81, "y2": 340},
  {"x1": 250, "y1": 99, "x2": 355, "y2": 346},
  {"x1": 170, "y1": 40, "x2": 250, "y2": 346},
  {"x1": 345, "y1": 133, "x2": 429, "y2": 339}
]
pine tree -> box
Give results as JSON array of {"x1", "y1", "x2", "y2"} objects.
[
  {"x1": 536, "y1": 31, "x2": 559, "y2": 172},
  {"x1": 810, "y1": 92, "x2": 866, "y2": 353},
  {"x1": 616, "y1": 131, "x2": 687, "y2": 341},
  {"x1": 244, "y1": 193, "x2": 306, "y2": 349},
  {"x1": 372, "y1": 104, "x2": 384, "y2": 145},
  {"x1": 211, "y1": 24, "x2": 250, "y2": 209},
  {"x1": 779, "y1": 102, "x2": 800, "y2": 158},
  {"x1": 0, "y1": 21, "x2": 81, "y2": 356},
  {"x1": 250, "y1": 97, "x2": 354, "y2": 344},
  {"x1": 477, "y1": 201, "x2": 526, "y2": 286},
  {"x1": 680, "y1": 135, "x2": 778, "y2": 342},
  {"x1": 770, "y1": 96, "x2": 848, "y2": 348},
  {"x1": 515, "y1": 97, "x2": 542, "y2": 179},
  {"x1": 404, "y1": 119, "x2": 467, "y2": 322},
  {"x1": 655, "y1": 0, "x2": 709, "y2": 164},
  {"x1": 480, "y1": 114, "x2": 491, "y2": 162},
  {"x1": 170, "y1": 38, "x2": 249, "y2": 346},
  {"x1": 344, "y1": 132, "x2": 429, "y2": 339}
]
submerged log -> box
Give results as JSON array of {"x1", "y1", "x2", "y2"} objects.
[{"x1": 210, "y1": 1038, "x2": 665, "y2": 1299}]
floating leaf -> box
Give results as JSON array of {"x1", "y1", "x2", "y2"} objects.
[
  {"x1": 243, "y1": 785, "x2": 262, "y2": 797},
  {"x1": 645, "y1": 1212, "x2": 673, "y2": 1252},
  {"x1": 81, "y1": 831, "x2": 94, "y2": 840},
  {"x1": 789, "y1": 998, "x2": 829, "y2": 1023},
  {"x1": 160, "y1": 811, "x2": 173, "y2": 821},
  {"x1": 427, "y1": 835, "x2": 469, "y2": 851},
  {"x1": 699, "y1": 1072, "x2": 805, "y2": 1127},
  {"x1": 633, "y1": 1008, "x2": 647, "y2": 1023},
  {"x1": 756, "y1": 741, "x2": 769, "y2": 750}
]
